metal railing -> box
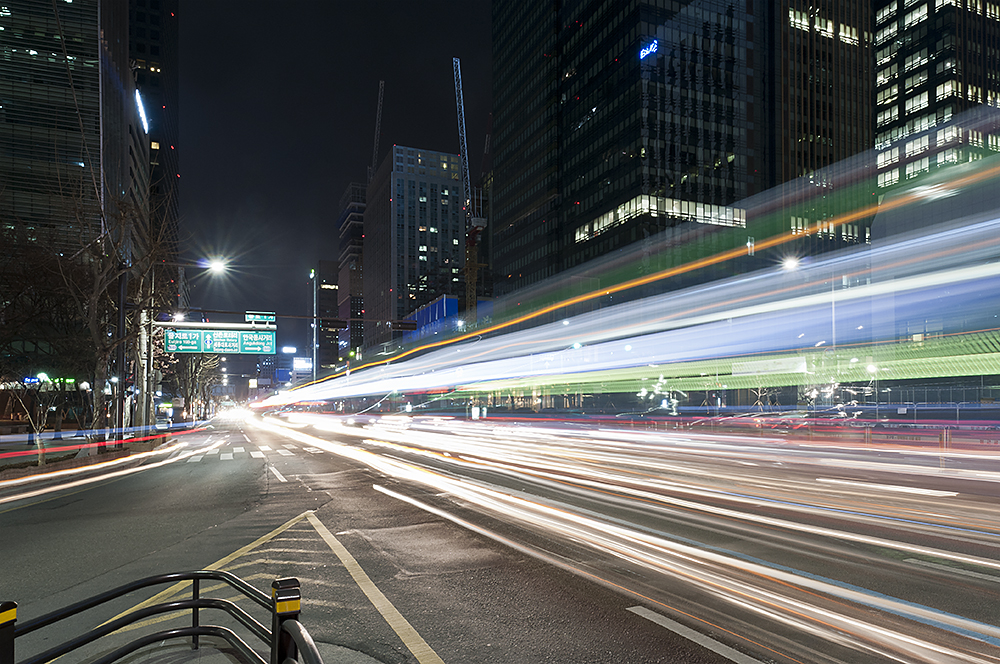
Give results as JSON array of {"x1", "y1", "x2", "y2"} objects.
[{"x1": 1, "y1": 570, "x2": 324, "y2": 664}]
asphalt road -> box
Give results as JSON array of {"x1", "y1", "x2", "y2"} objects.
[{"x1": 1, "y1": 414, "x2": 741, "y2": 664}]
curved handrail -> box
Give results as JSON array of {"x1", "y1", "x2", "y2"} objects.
[
  {"x1": 19, "y1": 598, "x2": 267, "y2": 664},
  {"x1": 88, "y1": 625, "x2": 265, "y2": 664},
  {"x1": 279, "y1": 619, "x2": 324, "y2": 664},
  {"x1": 15, "y1": 569, "x2": 269, "y2": 637}
]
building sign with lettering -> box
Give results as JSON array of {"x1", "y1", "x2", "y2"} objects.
[{"x1": 640, "y1": 39, "x2": 658, "y2": 59}]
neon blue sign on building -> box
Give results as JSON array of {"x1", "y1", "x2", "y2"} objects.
[{"x1": 640, "y1": 39, "x2": 658, "y2": 59}]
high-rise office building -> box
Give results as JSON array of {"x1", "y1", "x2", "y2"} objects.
[
  {"x1": 363, "y1": 146, "x2": 464, "y2": 349},
  {"x1": 128, "y1": 0, "x2": 180, "y2": 252},
  {"x1": 874, "y1": 0, "x2": 1000, "y2": 191},
  {"x1": 491, "y1": 1, "x2": 875, "y2": 298},
  {"x1": 763, "y1": 2, "x2": 873, "y2": 185},
  {"x1": 316, "y1": 259, "x2": 339, "y2": 372},
  {"x1": 492, "y1": 0, "x2": 757, "y2": 296},
  {"x1": 1, "y1": 0, "x2": 146, "y2": 253},
  {"x1": 336, "y1": 183, "x2": 366, "y2": 359}
]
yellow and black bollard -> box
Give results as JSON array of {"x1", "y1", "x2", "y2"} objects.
[
  {"x1": 1, "y1": 601, "x2": 16, "y2": 664},
  {"x1": 270, "y1": 578, "x2": 301, "y2": 664}
]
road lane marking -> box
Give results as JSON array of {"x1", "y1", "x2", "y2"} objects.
[
  {"x1": 307, "y1": 512, "x2": 446, "y2": 664},
  {"x1": 233, "y1": 447, "x2": 245, "y2": 453},
  {"x1": 220, "y1": 453, "x2": 234, "y2": 461},
  {"x1": 206, "y1": 448, "x2": 220, "y2": 455},
  {"x1": 277, "y1": 449, "x2": 293, "y2": 456},
  {"x1": 259, "y1": 445, "x2": 272, "y2": 451},
  {"x1": 628, "y1": 606, "x2": 765, "y2": 664},
  {"x1": 907, "y1": 558, "x2": 1000, "y2": 583},
  {"x1": 269, "y1": 466, "x2": 287, "y2": 482},
  {"x1": 186, "y1": 456, "x2": 203, "y2": 463},
  {"x1": 815, "y1": 478, "x2": 958, "y2": 497},
  {"x1": 99, "y1": 510, "x2": 313, "y2": 628},
  {"x1": 0, "y1": 439, "x2": 223, "y2": 509},
  {"x1": 243, "y1": 434, "x2": 251, "y2": 443},
  {"x1": 304, "y1": 447, "x2": 322, "y2": 454},
  {"x1": 250, "y1": 451, "x2": 265, "y2": 459},
  {"x1": 283, "y1": 444, "x2": 297, "y2": 449}
]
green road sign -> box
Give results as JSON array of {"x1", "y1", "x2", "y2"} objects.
[
  {"x1": 240, "y1": 330, "x2": 276, "y2": 353},
  {"x1": 245, "y1": 311, "x2": 277, "y2": 322},
  {"x1": 164, "y1": 329, "x2": 275, "y2": 355},
  {"x1": 165, "y1": 329, "x2": 202, "y2": 352}
]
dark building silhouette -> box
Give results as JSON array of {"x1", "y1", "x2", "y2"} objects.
[
  {"x1": 336, "y1": 183, "x2": 366, "y2": 361},
  {"x1": 317, "y1": 259, "x2": 339, "y2": 373},
  {"x1": 1, "y1": 0, "x2": 147, "y2": 252},
  {"x1": 363, "y1": 146, "x2": 464, "y2": 350},
  {"x1": 128, "y1": 0, "x2": 180, "y2": 250},
  {"x1": 490, "y1": 1, "x2": 875, "y2": 298}
]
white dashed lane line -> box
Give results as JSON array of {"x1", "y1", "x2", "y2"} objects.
[{"x1": 627, "y1": 607, "x2": 765, "y2": 664}]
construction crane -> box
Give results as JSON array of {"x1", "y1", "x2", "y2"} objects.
[
  {"x1": 368, "y1": 80, "x2": 384, "y2": 185},
  {"x1": 453, "y1": 58, "x2": 486, "y2": 320}
]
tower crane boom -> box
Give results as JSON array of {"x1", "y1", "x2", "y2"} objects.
[{"x1": 368, "y1": 80, "x2": 384, "y2": 184}]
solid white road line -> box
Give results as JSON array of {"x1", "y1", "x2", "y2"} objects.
[
  {"x1": 307, "y1": 513, "x2": 446, "y2": 664},
  {"x1": 627, "y1": 606, "x2": 765, "y2": 664},
  {"x1": 250, "y1": 451, "x2": 265, "y2": 459},
  {"x1": 907, "y1": 558, "x2": 1000, "y2": 583},
  {"x1": 269, "y1": 466, "x2": 287, "y2": 482}
]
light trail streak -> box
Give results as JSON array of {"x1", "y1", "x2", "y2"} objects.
[
  {"x1": 0, "y1": 437, "x2": 225, "y2": 507},
  {"x1": 258, "y1": 213, "x2": 1000, "y2": 406},
  {"x1": 258, "y1": 414, "x2": 1000, "y2": 662}
]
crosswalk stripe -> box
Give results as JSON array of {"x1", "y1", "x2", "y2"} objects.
[
  {"x1": 250, "y1": 451, "x2": 265, "y2": 459},
  {"x1": 187, "y1": 456, "x2": 203, "y2": 463},
  {"x1": 277, "y1": 449, "x2": 294, "y2": 456},
  {"x1": 259, "y1": 445, "x2": 272, "y2": 451},
  {"x1": 233, "y1": 447, "x2": 245, "y2": 453},
  {"x1": 304, "y1": 447, "x2": 322, "y2": 454},
  {"x1": 220, "y1": 453, "x2": 234, "y2": 461},
  {"x1": 206, "y1": 449, "x2": 220, "y2": 455}
]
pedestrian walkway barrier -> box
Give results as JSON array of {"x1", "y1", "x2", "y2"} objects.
[{"x1": 0, "y1": 571, "x2": 324, "y2": 664}]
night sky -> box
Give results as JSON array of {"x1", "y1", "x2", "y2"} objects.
[{"x1": 178, "y1": 1, "x2": 492, "y2": 349}]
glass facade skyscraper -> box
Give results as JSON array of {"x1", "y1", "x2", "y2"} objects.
[
  {"x1": 364, "y1": 146, "x2": 465, "y2": 349},
  {"x1": 874, "y1": 0, "x2": 1000, "y2": 190},
  {"x1": 1, "y1": 0, "x2": 143, "y2": 253},
  {"x1": 492, "y1": 1, "x2": 876, "y2": 299},
  {"x1": 492, "y1": 0, "x2": 756, "y2": 297}
]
